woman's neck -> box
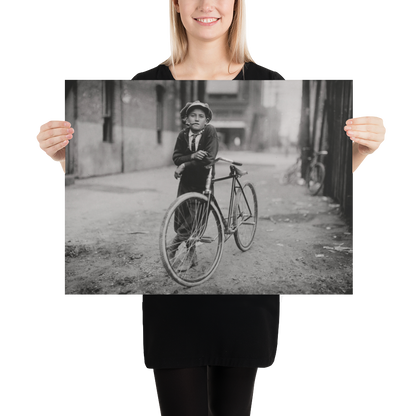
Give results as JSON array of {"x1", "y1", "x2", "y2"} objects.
[{"x1": 169, "y1": 34, "x2": 244, "y2": 80}]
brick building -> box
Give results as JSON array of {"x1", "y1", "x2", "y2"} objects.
[{"x1": 65, "y1": 80, "x2": 181, "y2": 181}]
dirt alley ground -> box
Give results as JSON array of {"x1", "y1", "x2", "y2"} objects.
[{"x1": 65, "y1": 150, "x2": 352, "y2": 295}]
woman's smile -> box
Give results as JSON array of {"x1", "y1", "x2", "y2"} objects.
[{"x1": 193, "y1": 17, "x2": 221, "y2": 26}]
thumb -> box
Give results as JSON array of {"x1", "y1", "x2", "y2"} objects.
[{"x1": 358, "y1": 144, "x2": 371, "y2": 155}]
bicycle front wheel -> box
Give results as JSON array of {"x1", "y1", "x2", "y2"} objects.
[
  {"x1": 159, "y1": 192, "x2": 224, "y2": 287},
  {"x1": 233, "y1": 182, "x2": 258, "y2": 251},
  {"x1": 307, "y1": 162, "x2": 325, "y2": 195}
]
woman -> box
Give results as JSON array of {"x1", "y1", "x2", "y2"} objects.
[
  {"x1": 132, "y1": 4, "x2": 285, "y2": 416},
  {"x1": 132, "y1": 0, "x2": 381, "y2": 416}
]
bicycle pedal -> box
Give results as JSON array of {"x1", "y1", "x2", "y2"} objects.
[{"x1": 200, "y1": 237, "x2": 214, "y2": 243}]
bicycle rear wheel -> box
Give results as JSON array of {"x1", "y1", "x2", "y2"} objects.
[
  {"x1": 159, "y1": 192, "x2": 224, "y2": 286},
  {"x1": 233, "y1": 182, "x2": 258, "y2": 251}
]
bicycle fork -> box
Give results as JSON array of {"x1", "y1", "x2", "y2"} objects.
[
  {"x1": 189, "y1": 166, "x2": 214, "y2": 244},
  {"x1": 204, "y1": 166, "x2": 214, "y2": 195}
]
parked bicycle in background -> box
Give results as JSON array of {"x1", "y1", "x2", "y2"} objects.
[{"x1": 280, "y1": 146, "x2": 328, "y2": 195}]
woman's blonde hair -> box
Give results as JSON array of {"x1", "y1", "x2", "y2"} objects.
[{"x1": 162, "y1": 0, "x2": 254, "y2": 68}]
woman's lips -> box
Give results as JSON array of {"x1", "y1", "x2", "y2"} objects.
[{"x1": 194, "y1": 17, "x2": 220, "y2": 26}]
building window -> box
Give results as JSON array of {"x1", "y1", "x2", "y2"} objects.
[
  {"x1": 102, "y1": 81, "x2": 114, "y2": 143},
  {"x1": 156, "y1": 85, "x2": 165, "y2": 145},
  {"x1": 206, "y1": 80, "x2": 239, "y2": 99}
]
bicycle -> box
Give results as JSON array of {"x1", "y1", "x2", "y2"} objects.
[
  {"x1": 159, "y1": 157, "x2": 258, "y2": 287},
  {"x1": 280, "y1": 147, "x2": 328, "y2": 195},
  {"x1": 305, "y1": 149, "x2": 328, "y2": 196}
]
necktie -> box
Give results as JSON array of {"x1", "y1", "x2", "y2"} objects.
[
  {"x1": 189, "y1": 129, "x2": 204, "y2": 152},
  {"x1": 190, "y1": 134, "x2": 197, "y2": 152}
]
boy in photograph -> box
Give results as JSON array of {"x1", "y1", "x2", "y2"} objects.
[{"x1": 169, "y1": 101, "x2": 219, "y2": 271}]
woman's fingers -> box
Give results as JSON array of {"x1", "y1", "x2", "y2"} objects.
[
  {"x1": 38, "y1": 127, "x2": 74, "y2": 142},
  {"x1": 348, "y1": 137, "x2": 373, "y2": 148},
  {"x1": 344, "y1": 124, "x2": 385, "y2": 135},
  {"x1": 344, "y1": 113, "x2": 388, "y2": 152},
  {"x1": 345, "y1": 116, "x2": 384, "y2": 126},
  {"x1": 39, "y1": 120, "x2": 71, "y2": 132},
  {"x1": 37, "y1": 120, "x2": 73, "y2": 162},
  {"x1": 34, "y1": 118, "x2": 74, "y2": 164},
  {"x1": 45, "y1": 140, "x2": 69, "y2": 158},
  {"x1": 345, "y1": 129, "x2": 383, "y2": 142},
  {"x1": 41, "y1": 133, "x2": 72, "y2": 150},
  {"x1": 38, "y1": 132, "x2": 73, "y2": 154},
  {"x1": 350, "y1": 113, "x2": 388, "y2": 173}
]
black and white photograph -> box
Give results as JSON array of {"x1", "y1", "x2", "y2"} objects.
[{"x1": 65, "y1": 80, "x2": 352, "y2": 294}]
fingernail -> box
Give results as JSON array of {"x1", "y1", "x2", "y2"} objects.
[{"x1": 64, "y1": 122, "x2": 70, "y2": 127}]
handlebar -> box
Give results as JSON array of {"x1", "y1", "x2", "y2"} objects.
[
  {"x1": 213, "y1": 156, "x2": 243, "y2": 166},
  {"x1": 204, "y1": 156, "x2": 243, "y2": 172}
]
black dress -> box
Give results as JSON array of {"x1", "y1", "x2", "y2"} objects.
[
  {"x1": 140, "y1": 295, "x2": 284, "y2": 371},
  {"x1": 130, "y1": 62, "x2": 286, "y2": 81},
  {"x1": 133, "y1": 62, "x2": 284, "y2": 369}
]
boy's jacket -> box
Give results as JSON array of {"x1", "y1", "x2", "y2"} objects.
[{"x1": 172, "y1": 124, "x2": 219, "y2": 190}]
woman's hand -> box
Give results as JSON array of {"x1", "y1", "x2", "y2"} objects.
[
  {"x1": 174, "y1": 164, "x2": 186, "y2": 179},
  {"x1": 191, "y1": 150, "x2": 208, "y2": 160},
  {"x1": 37, "y1": 120, "x2": 73, "y2": 162},
  {"x1": 344, "y1": 117, "x2": 385, "y2": 156}
]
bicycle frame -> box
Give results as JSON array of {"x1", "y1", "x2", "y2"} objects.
[
  {"x1": 304, "y1": 147, "x2": 327, "y2": 163},
  {"x1": 202, "y1": 163, "x2": 252, "y2": 241}
]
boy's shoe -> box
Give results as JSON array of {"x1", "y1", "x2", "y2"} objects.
[
  {"x1": 167, "y1": 235, "x2": 182, "y2": 262},
  {"x1": 177, "y1": 248, "x2": 198, "y2": 272}
]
